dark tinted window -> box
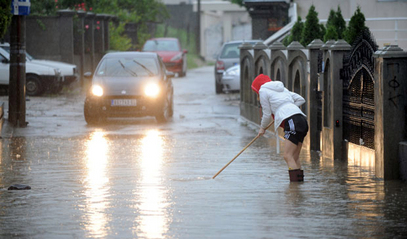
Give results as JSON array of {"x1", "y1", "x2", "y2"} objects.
[{"x1": 96, "y1": 57, "x2": 159, "y2": 77}]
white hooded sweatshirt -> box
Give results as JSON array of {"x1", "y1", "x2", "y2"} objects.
[{"x1": 259, "y1": 81, "x2": 306, "y2": 131}]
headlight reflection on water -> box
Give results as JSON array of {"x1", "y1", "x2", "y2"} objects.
[
  {"x1": 84, "y1": 131, "x2": 110, "y2": 237},
  {"x1": 135, "y1": 130, "x2": 170, "y2": 238}
]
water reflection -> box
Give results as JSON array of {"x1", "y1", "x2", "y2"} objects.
[
  {"x1": 84, "y1": 130, "x2": 110, "y2": 237},
  {"x1": 347, "y1": 143, "x2": 375, "y2": 169},
  {"x1": 135, "y1": 130, "x2": 170, "y2": 238},
  {"x1": 9, "y1": 137, "x2": 27, "y2": 162}
]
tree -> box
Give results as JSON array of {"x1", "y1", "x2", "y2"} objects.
[
  {"x1": 231, "y1": 0, "x2": 244, "y2": 7},
  {"x1": 324, "y1": 25, "x2": 338, "y2": 42},
  {"x1": 324, "y1": 6, "x2": 346, "y2": 42},
  {"x1": 30, "y1": 0, "x2": 169, "y2": 49},
  {"x1": 0, "y1": 0, "x2": 12, "y2": 39},
  {"x1": 300, "y1": 5, "x2": 325, "y2": 46},
  {"x1": 343, "y1": 6, "x2": 368, "y2": 45},
  {"x1": 334, "y1": 6, "x2": 346, "y2": 39},
  {"x1": 283, "y1": 16, "x2": 304, "y2": 46}
]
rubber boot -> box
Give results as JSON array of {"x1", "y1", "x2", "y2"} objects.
[{"x1": 288, "y1": 169, "x2": 304, "y2": 182}]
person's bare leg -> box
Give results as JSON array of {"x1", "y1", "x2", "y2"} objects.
[
  {"x1": 293, "y1": 142, "x2": 303, "y2": 169},
  {"x1": 283, "y1": 140, "x2": 299, "y2": 169}
]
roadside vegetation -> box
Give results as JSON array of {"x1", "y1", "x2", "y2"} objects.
[{"x1": 0, "y1": 0, "x2": 12, "y2": 39}]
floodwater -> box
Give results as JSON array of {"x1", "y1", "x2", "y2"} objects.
[{"x1": 0, "y1": 66, "x2": 406, "y2": 238}]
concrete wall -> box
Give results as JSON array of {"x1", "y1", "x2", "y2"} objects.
[
  {"x1": 14, "y1": 10, "x2": 116, "y2": 88},
  {"x1": 193, "y1": 1, "x2": 252, "y2": 61},
  {"x1": 240, "y1": 39, "x2": 407, "y2": 180}
]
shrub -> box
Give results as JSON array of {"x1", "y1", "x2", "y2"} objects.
[
  {"x1": 344, "y1": 6, "x2": 368, "y2": 45},
  {"x1": 301, "y1": 5, "x2": 325, "y2": 46}
]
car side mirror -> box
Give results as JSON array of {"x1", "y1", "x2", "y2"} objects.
[
  {"x1": 166, "y1": 71, "x2": 175, "y2": 78},
  {"x1": 1, "y1": 58, "x2": 9, "y2": 64},
  {"x1": 84, "y1": 72, "x2": 92, "y2": 78},
  {"x1": 183, "y1": 49, "x2": 188, "y2": 54}
]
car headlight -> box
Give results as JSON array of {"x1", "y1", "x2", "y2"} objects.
[
  {"x1": 144, "y1": 83, "x2": 160, "y2": 98},
  {"x1": 91, "y1": 85, "x2": 104, "y2": 97},
  {"x1": 170, "y1": 53, "x2": 182, "y2": 62}
]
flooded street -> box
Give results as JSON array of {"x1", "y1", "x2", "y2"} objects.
[{"x1": 0, "y1": 66, "x2": 406, "y2": 238}]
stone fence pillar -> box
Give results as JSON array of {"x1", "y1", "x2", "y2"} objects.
[
  {"x1": 74, "y1": 10, "x2": 86, "y2": 88},
  {"x1": 85, "y1": 12, "x2": 96, "y2": 72},
  {"x1": 329, "y1": 40, "x2": 351, "y2": 160},
  {"x1": 58, "y1": 10, "x2": 75, "y2": 64},
  {"x1": 307, "y1": 39, "x2": 324, "y2": 151},
  {"x1": 374, "y1": 45, "x2": 407, "y2": 180},
  {"x1": 323, "y1": 40, "x2": 351, "y2": 159}
]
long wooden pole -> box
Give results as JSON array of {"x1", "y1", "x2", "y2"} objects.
[{"x1": 212, "y1": 120, "x2": 274, "y2": 179}]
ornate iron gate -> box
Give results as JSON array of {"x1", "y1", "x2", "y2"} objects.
[{"x1": 341, "y1": 30, "x2": 378, "y2": 149}]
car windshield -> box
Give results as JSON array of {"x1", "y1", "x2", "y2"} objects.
[
  {"x1": 220, "y1": 41, "x2": 260, "y2": 59},
  {"x1": 142, "y1": 40, "x2": 180, "y2": 52},
  {"x1": 96, "y1": 57, "x2": 159, "y2": 77},
  {"x1": 1, "y1": 45, "x2": 34, "y2": 60}
]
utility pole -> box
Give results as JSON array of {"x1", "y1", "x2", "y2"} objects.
[
  {"x1": 9, "y1": 0, "x2": 30, "y2": 127},
  {"x1": 197, "y1": 0, "x2": 201, "y2": 57}
]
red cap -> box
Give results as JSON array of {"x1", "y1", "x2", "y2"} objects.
[{"x1": 251, "y1": 74, "x2": 272, "y2": 94}]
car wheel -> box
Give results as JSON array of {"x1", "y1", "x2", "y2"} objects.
[
  {"x1": 26, "y1": 75, "x2": 43, "y2": 96},
  {"x1": 179, "y1": 58, "x2": 187, "y2": 77},
  {"x1": 84, "y1": 98, "x2": 100, "y2": 125},
  {"x1": 155, "y1": 94, "x2": 172, "y2": 123},
  {"x1": 215, "y1": 81, "x2": 222, "y2": 94},
  {"x1": 169, "y1": 93, "x2": 174, "y2": 117}
]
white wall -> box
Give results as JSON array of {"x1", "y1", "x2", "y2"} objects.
[{"x1": 194, "y1": 1, "x2": 252, "y2": 61}]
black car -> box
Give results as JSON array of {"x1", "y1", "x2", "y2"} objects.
[{"x1": 84, "y1": 52, "x2": 174, "y2": 124}]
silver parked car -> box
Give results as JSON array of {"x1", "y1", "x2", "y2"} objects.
[
  {"x1": 214, "y1": 40, "x2": 262, "y2": 94},
  {"x1": 220, "y1": 64, "x2": 240, "y2": 93}
]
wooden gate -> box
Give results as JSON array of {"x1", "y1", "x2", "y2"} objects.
[{"x1": 341, "y1": 30, "x2": 378, "y2": 149}]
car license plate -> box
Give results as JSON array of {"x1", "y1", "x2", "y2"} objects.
[{"x1": 111, "y1": 99, "x2": 137, "y2": 106}]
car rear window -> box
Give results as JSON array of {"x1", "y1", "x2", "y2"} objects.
[
  {"x1": 220, "y1": 43, "x2": 241, "y2": 59},
  {"x1": 142, "y1": 40, "x2": 180, "y2": 52},
  {"x1": 220, "y1": 41, "x2": 261, "y2": 59},
  {"x1": 96, "y1": 57, "x2": 159, "y2": 77}
]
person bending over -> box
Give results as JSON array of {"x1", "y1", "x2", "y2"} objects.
[{"x1": 251, "y1": 74, "x2": 308, "y2": 182}]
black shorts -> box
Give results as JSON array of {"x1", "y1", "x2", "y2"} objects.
[{"x1": 283, "y1": 114, "x2": 309, "y2": 145}]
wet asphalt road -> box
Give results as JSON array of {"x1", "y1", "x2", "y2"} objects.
[{"x1": 0, "y1": 66, "x2": 407, "y2": 239}]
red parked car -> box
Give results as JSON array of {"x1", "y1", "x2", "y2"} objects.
[{"x1": 142, "y1": 38, "x2": 188, "y2": 77}]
